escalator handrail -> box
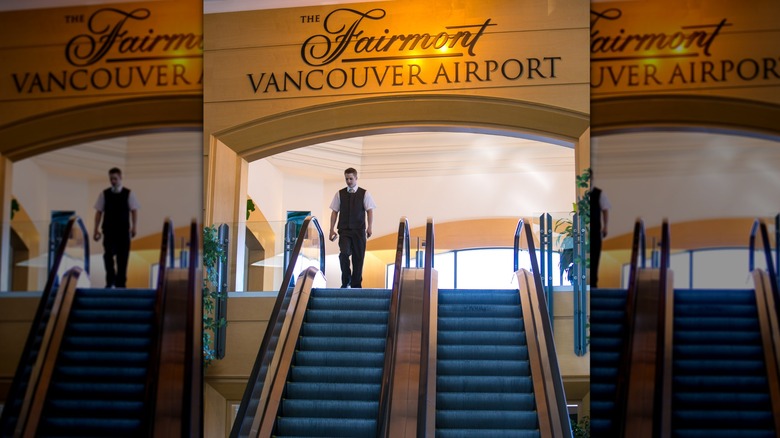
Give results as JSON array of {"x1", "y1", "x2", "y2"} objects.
[
  {"x1": 0, "y1": 216, "x2": 85, "y2": 435},
  {"x1": 517, "y1": 219, "x2": 572, "y2": 436},
  {"x1": 185, "y1": 219, "x2": 202, "y2": 437},
  {"x1": 74, "y1": 217, "x2": 91, "y2": 275},
  {"x1": 14, "y1": 267, "x2": 83, "y2": 438},
  {"x1": 144, "y1": 218, "x2": 175, "y2": 435},
  {"x1": 750, "y1": 218, "x2": 779, "y2": 287},
  {"x1": 614, "y1": 218, "x2": 647, "y2": 432},
  {"x1": 418, "y1": 218, "x2": 436, "y2": 438},
  {"x1": 230, "y1": 216, "x2": 324, "y2": 438},
  {"x1": 377, "y1": 217, "x2": 411, "y2": 438},
  {"x1": 150, "y1": 219, "x2": 201, "y2": 438},
  {"x1": 655, "y1": 219, "x2": 672, "y2": 436},
  {"x1": 751, "y1": 219, "x2": 780, "y2": 321},
  {"x1": 513, "y1": 218, "x2": 523, "y2": 272}
]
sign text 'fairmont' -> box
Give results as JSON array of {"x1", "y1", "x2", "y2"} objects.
[
  {"x1": 9, "y1": 8, "x2": 203, "y2": 95},
  {"x1": 247, "y1": 8, "x2": 563, "y2": 94}
]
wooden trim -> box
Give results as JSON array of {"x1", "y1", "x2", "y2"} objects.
[
  {"x1": 377, "y1": 217, "x2": 409, "y2": 438},
  {"x1": 622, "y1": 269, "x2": 661, "y2": 438},
  {"x1": 517, "y1": 270, "x2": 553, "y2": 438},
  {"x1": 752, "y1": 269, "x2": 780, "y2": 436}
]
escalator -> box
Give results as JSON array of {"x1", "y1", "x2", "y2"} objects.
[
  {"x1": 35, "y1": 286, "x2": 157, "y2": 436},
  {"x1": 589, "y1": 218, "x2": 780, "y2": 437},
  {"x1": 589, "y1": 220, "x2": 647, "y2": 437},
  {"x1": 0, "y1": 217, "x2": 201, "y2": 438},
  {"x1": 232, "y1": 217, "x2": 571, "y2": 437},
  {"x1": 436, "y1": 289, "x2": 540, "y2": 437},
  {"x1": 588, "y1": 287, "x2": 628, "y2": 437},
  {"x1": 273, "y1": 287, "x2": 391, "y2": 436},
  {"x1": 671, "y1": 288, "x2": 776, "y2": 436},
  {"x1": 230, "y1": 216, "x2": 409, "y2": 438},
  {"x1": 427, "y1": 219, "x2": 571, "y2": 438}
]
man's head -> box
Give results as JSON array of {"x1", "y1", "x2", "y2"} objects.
[
  {"x1": 344, "y1": 168, "x2": 358, "y2": 189},
  {"x1": 108, "y1": 167, "x2": 122, "y2": 189}
]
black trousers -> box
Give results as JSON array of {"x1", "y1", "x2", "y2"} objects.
[
  {"x1": 103, "y1": 230, "x2": 130, "y2": 288},
  {"x1": 591, "y1": 231, "x2": 602, "y2": 288},
  {"x1": 338, "y1": 228, "x2": 366, "y2": 288}
]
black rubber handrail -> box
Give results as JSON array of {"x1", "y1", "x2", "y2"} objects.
[
  {"x1": 516, "y1": 219, "x2": 572, "y2": 436},
  {"x1": 377, "y1": 217, "x2": 411, "y2": 438},
  {"x1": 614, "y1": 218, "x2": 647, "y2": 435},
  {"x1": 654, "y1": 219, "x2": 672, "y2": 436},
  {"x1": 750, "y1": 219, "x2": 780, "y2": 319},
  {"x1": 418, "y1": 218, "x2": 435, "y2": 437},
  {"x1": 143, "y1": 218, "x2": 175, "y2": 435},
  {"x1": 230, "y1": 216, "x2": 325, "y2": 438},
  {"x1": 185, "y1": 219, "x2": 201, "y2": 437},
  {"x1": 513, "y1": 218, "x2": 524, "y2": 272}
]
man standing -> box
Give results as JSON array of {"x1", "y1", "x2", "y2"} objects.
[
  {"x1": 93, "y1": 167, "x2": 140, "y2": 288},
  {"x1": 329, "y1": 168, "x2": 376, "y2": 288},
  {"x1": 590, "y1": 185, "x2": 610, "y2": 288}
]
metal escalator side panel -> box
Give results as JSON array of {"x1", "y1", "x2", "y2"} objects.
[
  {"x1": 620, "y1": 268, "x2": 672, "y2": 438},
  {"x1": 255, "y1": 266, "x2": 318, "y2": 438},
  {"x1": 384, "y1": 268, "x2": 430, "y2": 438},
  {"x1": 752, "y1": 268, "x2": 780, "y2": 435},
  {"x1": 516, "y1": 269, "x2": 571, "y2": 438}
]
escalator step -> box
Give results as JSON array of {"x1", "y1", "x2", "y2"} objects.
[
  {"x1": 289, "y1": 366, "x2": 383, "y2": 384},
  {"x1": 437, "y1": 392, "x2": 536, "y2": 411},
  {"x1": 436, "y1": 409, "x2": 539, "y2": 429},
  {"x1": 435, "y1": 429, "x2": 541, "y2": 438},
  {"x1": 437, "y1": 359, "x2": 530, "y2": 377},
  {"x1": 275, "y1": 417, "x2": 375, "y2": 437},
  {"x1": 280, "y1": 399, "x2": 378, "y2": 418},
  {"x1": 437, "y1": 375, "x2": 534, "y2": 394}
]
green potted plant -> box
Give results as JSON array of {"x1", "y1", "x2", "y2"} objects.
[
  {"x1": 556, "y1": 168, "x2": 591, "y2": 282},
  {"x1": 202, "y1": 224, "x2": 227, "y2": 367}
]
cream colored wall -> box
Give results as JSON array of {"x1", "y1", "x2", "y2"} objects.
[{"x1": 0, "y1": 293, "x2": 40, "y2": 402}]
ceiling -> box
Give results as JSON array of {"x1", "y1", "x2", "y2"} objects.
[
  {"x1": 267, "y1": 132, "x2": 575, "y2": 180},
  {"x1": 592, "y1": 131, "x2": 780, "y2": 180},
  {"x1": 22, "y1": 132, "x2": 203, "y2": 181}
]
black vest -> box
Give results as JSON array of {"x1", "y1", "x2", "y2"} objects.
[
  {"x1": 590, "y1": 187, "x2": 602, "y2": 235},
  {"x1": 102, "y1": 188, "x2": 131, "y2": 234},
  {"x1": 337, "y1": 187, "x2": 366, "y2": 231}
]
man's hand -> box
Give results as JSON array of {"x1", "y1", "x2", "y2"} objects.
[
  {"x1": 366, "y1": 226, "x2": 372, "y2": 238},
  {"x1": 329, "y1": 230, "x2": 338, "y2": 241},
  {"x1": 601, "y1": 226, "x2": 608, "y2": 238},
  {"x1": 130, "y1": 226, "x2": 137, "y2": 238},
  {"x1": 93, "y1": 231, "x2": 101, "y2": 241}
]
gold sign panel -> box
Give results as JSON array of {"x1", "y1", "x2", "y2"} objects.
[
  {"x1": 0, "y1": 1, "x2": 202, "y2": 126},
  {"x1": 205, "y1": 0, "x2": 590, "y2": 116},
  {"x1": 591, "y1": 0, "x2": 780, "y2": 104}
]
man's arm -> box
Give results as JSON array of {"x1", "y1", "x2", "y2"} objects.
[
  {"x1": 366, "y1": 209, "x2": 373, "y2": 238},
  {"x1": 93, "y1": 211, "x2": 102, "y2": 241},
  {"x1": 601, "y1": 209, "x2": 609, "y2": 238},
  {"x1": 130, "y1": 209, "x2": 137, "y2": 238},
  {"x1": 329, "y1": 210, "x2": 338, "y2": 241}
]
